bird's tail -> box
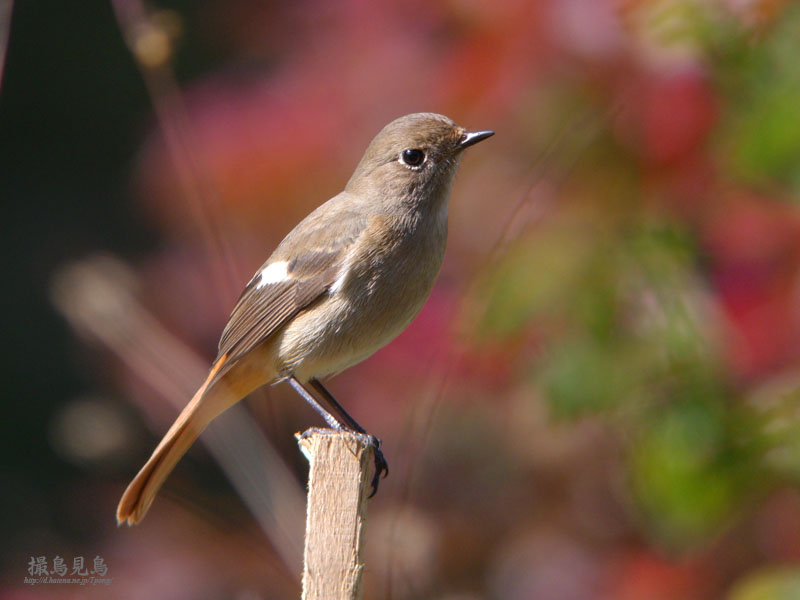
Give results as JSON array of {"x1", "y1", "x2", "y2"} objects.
[{"x1": 117, "y1": 357, "x2": 238, "y2": 526}]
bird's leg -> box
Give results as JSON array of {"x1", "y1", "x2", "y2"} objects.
[
  {"x1": 308, "y1": 378, "x2": 368, "y2": 433},
  {"x1": 287, "y1": 376, "x2": 343, "y2": 431},
  {"x1": 290, "y1": 376, "x2": 389, "y2": 496}
]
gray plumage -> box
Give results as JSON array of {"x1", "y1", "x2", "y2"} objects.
[
  {"x1": 117, "y1": 112, "x2": 493, "y2": 525},
  {"x1": 216, "y1": 113, "x2": 486, "y2": 382}
]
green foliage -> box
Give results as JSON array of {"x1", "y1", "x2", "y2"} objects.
[
  {"x1": 474, "y1": 212, "x2": 770, "y2": 546},
  {"x1": 729, "y1": 568, "x2": 800, "y2": 600},
  {"x1": 476, "y1": 229, "x2": 595, "y2": 339},
  {"x1": 714, "y1": 6, "x2": 800, "y2": 192},
  {"x1": 751, "y1": 386, "x2": 800, "y2": 480},
  {"x1": 630, "y1": 401, "x2": 746, "y2": 547}
]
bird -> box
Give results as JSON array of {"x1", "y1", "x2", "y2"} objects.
[{"x1": 117, "y1": 112, "x2": 493, "y2": 525}]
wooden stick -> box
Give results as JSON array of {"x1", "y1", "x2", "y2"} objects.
[{"x1": 296, "y1": 428, "x2": 373, "y2": 600}]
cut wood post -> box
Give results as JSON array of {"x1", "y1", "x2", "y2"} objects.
[{"x1": 296, "y1": 428, "x2": 373, "y2": 600}]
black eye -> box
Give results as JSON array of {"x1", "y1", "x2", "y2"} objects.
[{"x1": 401, "y1": 148, "x2": 425, "y2": 167}]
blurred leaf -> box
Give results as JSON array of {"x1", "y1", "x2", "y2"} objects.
[
  {"x1": 714, "y1": 5, "x2": 800, "y2": 192},
  {"x1": 540, "y1": 335, "x2": 627, "y2": 417},
  {"x1": 486, "y1": 215, "x2": 758, "y2": 546},
  {"x1": 750, "y1": 386, "x2": 800, "y2": 480},
  {"x1": 636, "y1": 0, "x2": 720, "y2": 49},
  {"x1": 630, "y1": 402, "x2": 742, "y2": 546},
  {"x1": 474, "y1": 228, "x2": 596, "y2": 339},
  {"x1": 729, "y1": 567, "x2": 800, "y2": 600}
]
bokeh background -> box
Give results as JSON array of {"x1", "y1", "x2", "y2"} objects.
[{"x1": 4, "y1": 0, "x2": 800, "y2": 598}]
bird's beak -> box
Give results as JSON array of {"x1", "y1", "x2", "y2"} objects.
[{"x1": 459, "y1": 130, "x2": 495, "y2": 149}]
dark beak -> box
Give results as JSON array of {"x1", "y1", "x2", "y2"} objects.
[{"x1": 459, "y1": 130, "x2": 494, "y2": 149}]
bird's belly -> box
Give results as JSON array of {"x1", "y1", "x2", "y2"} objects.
[{"x1": 275, "y1": 236, "x2": 445, "y2": 380}]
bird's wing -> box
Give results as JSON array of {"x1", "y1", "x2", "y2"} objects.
[{"x1": 214, "y1": 201, "x2": 367, "y2": 376}]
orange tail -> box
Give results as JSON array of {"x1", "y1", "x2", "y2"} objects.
[{"x1": 117, "y1": 357, "x2": 242, "y2": 526}]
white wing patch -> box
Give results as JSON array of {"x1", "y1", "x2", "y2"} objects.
[
  {"x1": 256, "y1": 261, "x2": 289, "y2": 288},
  {"x1": 329, "y1": 269, "x2": 348, "y2": 294},
  {"x1": 328, "y1": 247, "x2": 355, "y2": 295}
]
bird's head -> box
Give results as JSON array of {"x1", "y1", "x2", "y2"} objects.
[{"x1": 345, "y1": 113, "x2": 493, "y2": 212}]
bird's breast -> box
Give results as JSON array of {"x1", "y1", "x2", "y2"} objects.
[{"x1": 276, "y1": 208, "x2": 448, "y2": 380}]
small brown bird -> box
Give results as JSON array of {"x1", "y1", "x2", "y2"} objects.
[{"x1": 117, "y1": 112, "x2": 493, "y2": 525}]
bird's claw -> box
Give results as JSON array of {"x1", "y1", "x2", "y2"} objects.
[{"x1": 367, "y1": 435, "x2": 389, "y2": 498}]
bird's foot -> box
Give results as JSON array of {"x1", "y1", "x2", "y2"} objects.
[{"x1": 367, "y1": 435, "x2": 389, "y2": 498}]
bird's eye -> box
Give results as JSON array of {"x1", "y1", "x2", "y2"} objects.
[{"x1": 400, "y1": 148, "x2": 425, "y2": 167}]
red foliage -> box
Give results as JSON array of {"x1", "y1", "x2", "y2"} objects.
[{"x1": 705, "y1": 196, "x2": 800, "y2": 378}]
